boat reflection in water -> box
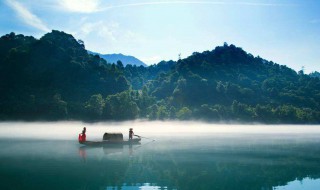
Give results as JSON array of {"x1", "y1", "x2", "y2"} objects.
[
  {"x1": 77, "y1": 141, "x2": 170, "y2": 190},
  {"x1": 78, "y1": 142, "x2": 141, "y2": 161}
]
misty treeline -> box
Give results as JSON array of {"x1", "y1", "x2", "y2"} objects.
[{"x1": 0, "y1": 30, "x2": 320, "y2": 123}]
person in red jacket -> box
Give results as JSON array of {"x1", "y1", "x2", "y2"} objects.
[{"x1": 79, "y1": 127, "x2": 86, "y2": 142}]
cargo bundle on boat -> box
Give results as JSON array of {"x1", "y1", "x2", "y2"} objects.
[{"x1": 103, "y1": 133, "x2": 123, "y2": 141}]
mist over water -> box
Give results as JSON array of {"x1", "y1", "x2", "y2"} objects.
[
  {"x1": 1, "y1": 121, "x2": 320, "y2": 190},
  {"x1": 1, "y1": 121, "x2": 320, "y2": 140}
]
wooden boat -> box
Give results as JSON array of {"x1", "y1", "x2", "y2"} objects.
[
  {"x1": 79, "y1": 138, "x2": 141, "y2": 146},
  {"x1": 79, "y1": 132, "x2": 141, "y2": 146}
]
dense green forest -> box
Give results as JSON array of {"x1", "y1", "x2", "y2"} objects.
[{"x1": 0, "y1": 31, "x2": 319, "y2": 123}]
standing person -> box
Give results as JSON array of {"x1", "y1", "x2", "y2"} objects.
[
  {"x1": 79, "y1": 127, "x2": 86, "y2": 142},
  {"x1": 129, "y1": 128, "x2": 134, "y2": 140}
]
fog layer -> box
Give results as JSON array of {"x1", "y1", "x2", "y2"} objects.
[{"x1": 0, "y1": 121, "x2": 320, "y2": 140}]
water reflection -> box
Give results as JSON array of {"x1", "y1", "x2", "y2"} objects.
[
  {"x1": 74, "y1": 135, "x2": 320, "y2": 190},
  {"x1": 106, "y1": 183, "x2": 170, "y2": 190},
  {"x1": 79, "y1": 146, "x2": 86, "y2": 162},
  {"x1": 78, "y1": 143, "x2": 143, "y2": 162},
  {"x1": 1, "y1": 123, "x2": 320, "y2": 190}
]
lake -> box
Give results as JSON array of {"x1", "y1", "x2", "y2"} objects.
[{"x1": 1, "y1": 121, "x2": 320, "y2": 190}]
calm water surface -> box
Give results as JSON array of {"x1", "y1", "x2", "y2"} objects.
[{"x1": 1, "y1": 121, "x2": 320, "y2": 190}]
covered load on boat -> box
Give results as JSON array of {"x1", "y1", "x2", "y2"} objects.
[{"x1": 103, "y1": 133, "x2": 123, "y2": 141}]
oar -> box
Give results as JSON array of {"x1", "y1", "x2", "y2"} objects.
[{"x1": 134, "y1": 135, "x2": 155, "y2": 141}]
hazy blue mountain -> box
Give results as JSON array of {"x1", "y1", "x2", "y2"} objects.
[{"x1": 88, "y1": 51, "x2": 147, "y2": 67}]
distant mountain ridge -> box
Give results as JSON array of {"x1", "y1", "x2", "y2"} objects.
[{"x1": 88, "y1": 51, "x2": 147, "y2": 67}]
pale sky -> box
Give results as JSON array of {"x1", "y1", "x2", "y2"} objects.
[{"x1": 0, "y1": 0, "x2": 319, "y2": 73}]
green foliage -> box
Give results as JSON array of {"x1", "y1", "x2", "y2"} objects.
[
  {"x1": 176, "y1": 107, "x2": 192, "y2": 120},
  {"x1": 309, "y1": 71, "x2": 320, "y2": 78},
  {"x1": 49, "y1": 94, "x2": 68, "y2": 119},
  {"x1": 123, "y1": 60, "x2": 176, "y2": 90},
  {"x1": 85, "y1": 94, "x2": 105, "y2": 119},
  {"x1": 157, "y1": 105, "x2": 169, "y2": 120},
  {"x1": 0, "y1": 31, "x2": 320, "y2": 123},
  {"x1": 104, "y1": 91, "x2": 140, "y2": 120},
  {"x1": 145, "y1": 43, "x2": 320, "y2": 123},
  {"x1": 0, "y1": 30, "x2": 129, "y2": 120}
]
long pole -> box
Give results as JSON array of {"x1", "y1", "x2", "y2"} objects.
[{"x1": 134, "y1": 135, "x2": 155, "y2": 141}]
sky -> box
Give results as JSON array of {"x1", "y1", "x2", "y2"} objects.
[{"x1": 0, "y1": 0, "x2": 319, "y2": 73}]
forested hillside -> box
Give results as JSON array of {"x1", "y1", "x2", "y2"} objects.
[
  {"x1": 0, "y1": 31, "x2": 319, "y2": 123},
  {"x1": 0, "y1": 31, "x2": 130, "y2": 120},
  {"x1": 146, "y1": 43, "x2": 320, "y2": 123}
]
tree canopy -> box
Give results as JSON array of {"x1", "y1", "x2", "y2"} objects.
[{"x1": 0, "y1": 31, "x2": 319, "y2": 123}]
